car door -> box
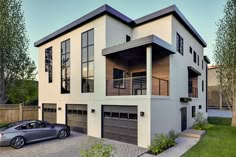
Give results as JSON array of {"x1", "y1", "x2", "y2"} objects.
[
  {"x1": 37, "y1": 121, "x2": 57, "y2": 139},
  {"x1": 19, "y1": 122, "x2": 42, "y2": 143}
]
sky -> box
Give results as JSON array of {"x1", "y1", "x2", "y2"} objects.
[{"x1": 22, "y1": 0, "x2": 227, "y2": 75}]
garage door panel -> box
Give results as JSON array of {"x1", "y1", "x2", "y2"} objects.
[
  {"x1": 42, "y1": 104, "x2": 57, "y2": 124},
  {"x1": 102, "y1": 105, "x2": 137, "y2": 145},
  {"x1": 66, "y1": 104, "x2": 87, "y2": 134}
]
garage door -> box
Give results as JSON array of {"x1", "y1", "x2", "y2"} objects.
[
  {"x1": 102, "y1": 106, "x2": 137, "y2": 145},
  {"x1": 66, "y1": 104, "x2": 87, "y2": 134},
  {"x1": 42, "y1": 104, "x2": 57, "y2": 124}
]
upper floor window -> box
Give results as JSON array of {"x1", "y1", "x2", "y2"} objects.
[
  {"x1": 61, "y1": 39, "x2": 70, "y2": 94},
  {"x1": 113, "y1": 68, "x2": 125, "y2": 88},
  {"x1": 189, "y1": 47, "x2": 192, "y2": 54},
  {"x1": 82, "y1": 29, "x2": 94, "y2": 93},
  {"x1": 126, "y1": 35, "x2": 131, "y2": 42},
  {"x1": 193, "y1": 51, "x2": 197, "y2": 63},
  {"x1": 197, "y1": 55, "x2": 199, "y2": 66},
  {"x1": 202, "y1": 60, "x2": 204, "y2": 69},
  {"x1": 176, "y1": 33, "x2": 184, "y2": 55},
  {"x1": 202, "y1": 80, "x2": 204, "y2": 92},
  {"x1": 45, "y1": 47, "x2": 52, "y2": 83}
]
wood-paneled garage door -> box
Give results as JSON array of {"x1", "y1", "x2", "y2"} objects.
[
  {"x1": 42, "y1": 104, "x2": 57, "y2": 124},
  {"x1": 102, "y1": 106, "x2": 137, "y2": 145},
  {"x1": 66, "y1": 104, "x2": 87, "y2": 134}
]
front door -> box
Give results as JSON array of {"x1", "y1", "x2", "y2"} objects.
[{"x1": 181, "y1": 107, "x2": 187, "y2": 131}]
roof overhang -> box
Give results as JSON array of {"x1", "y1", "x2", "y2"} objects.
[
  {"x1": 204, "y1": 56, "x2": 210, "y2": 64},
  {"x1": 188, "y1": 66, "x2": 201, "y2": 76},
  {"x1": 102, "y1": 35, "x2": 176, "y2": 56}
]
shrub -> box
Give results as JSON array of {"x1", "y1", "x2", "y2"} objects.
[
  {"x1": 148, "y1": 130, "x2": 177, "y2": 155},
  {"x1": 192, "y1": 112, "x2": 209, "y2": 130},
  {"x1": 80, "y1": 139, "x2": 115, "y2": 157}
]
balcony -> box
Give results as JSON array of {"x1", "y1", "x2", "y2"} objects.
[{"x1": 106, "y1": 76, "x2": 169, "y2": 96}]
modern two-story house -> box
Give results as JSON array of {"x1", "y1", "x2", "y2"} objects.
[{"x1": 35, "y1": 4, "x2": 210, "y2": 148}]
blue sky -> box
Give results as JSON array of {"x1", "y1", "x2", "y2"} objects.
[{"x1": 22, "y1": 0, "x2": 226, "y2": 74}]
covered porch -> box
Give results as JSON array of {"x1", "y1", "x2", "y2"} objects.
[{"x1": 102, "y1": 35, "x2": 175, "y2": 96}]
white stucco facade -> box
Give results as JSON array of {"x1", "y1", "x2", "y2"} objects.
[{"x1": 36, "y1": 5, "x2": 208, "y2": 148}]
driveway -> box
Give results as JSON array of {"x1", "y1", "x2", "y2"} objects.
[{"x1": 0, "y1": 132, "x2": 147, "y2": 157}]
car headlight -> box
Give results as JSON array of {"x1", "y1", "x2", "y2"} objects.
[{"x1": 0, "y1": 134, "x2": 2, "y2": 139}]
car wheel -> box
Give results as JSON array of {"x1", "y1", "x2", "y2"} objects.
[
  {"x1": 57, "y1": 129, "x2": 68, "y2": 139},
  {"x1": 10, "y1": 136, "x2": 25, "y2": 149}
]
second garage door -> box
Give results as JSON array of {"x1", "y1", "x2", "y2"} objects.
[
  {"x1": 42, "y1": 104, "x2": 57, "y2": 124},
  {"x1": 102, "y1": 106, "x2": 137, "y2": 145},
  {"x1": 66, "y1": 104, "x2": 87, "y2": 134}
]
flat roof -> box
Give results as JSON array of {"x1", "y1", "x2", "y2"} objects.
[
  {"x1": 34, "y1": 4, "x2": 207, "y2": 47},
  {"x1": 102, "y1": 35, "x2": 176, "y2": 56}
]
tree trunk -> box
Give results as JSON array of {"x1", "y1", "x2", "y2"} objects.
[{"x1": 232, "y1": 94, "x2": 236, "y2": 126}]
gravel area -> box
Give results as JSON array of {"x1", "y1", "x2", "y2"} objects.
[{"x1": 0, "y1": 132, "x2": 147, "y2": 157}]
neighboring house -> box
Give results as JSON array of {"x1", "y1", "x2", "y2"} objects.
[
  {"x1": 34, "y1": 4, "x2": 210, "y2": 148},
  {"x1": 208, "y1": 66, "x2": 228, "y2": 109}
]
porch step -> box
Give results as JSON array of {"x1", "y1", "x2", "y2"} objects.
[{"x1": 180, "y1": 129, "x2": 205, "y2": 139}]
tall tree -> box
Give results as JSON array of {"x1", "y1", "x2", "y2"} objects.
[
  {"x1": 214, "y1": 0, "x2": 236, "y2": 126},
  {"x1": 0, "y1": 0, "x2": 36, "y2": 104}
]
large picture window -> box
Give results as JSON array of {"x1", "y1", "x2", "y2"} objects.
[
  {"x1": 45, "y1": 47, "x2": 52, "y2": 83},
  {"x1": 82, "y1": 29, "x2": 94, "y2": 93},
  {"x1": 61, "y1": 39, "x2": 70, "y2": 94},
  {"x1": 113, "y1": 68, "x2": 125, "y2": 88}
]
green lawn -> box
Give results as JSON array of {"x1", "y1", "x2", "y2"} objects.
[{"x1": 182, "y1": 117, "x2": 236, "y2": 157}]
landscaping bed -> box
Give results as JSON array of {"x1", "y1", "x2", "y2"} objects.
[{"x1": 182, "y1": 117, "x2": 236, "y2": 157}]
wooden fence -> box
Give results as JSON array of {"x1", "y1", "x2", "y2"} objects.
[{"x1": 0, "y1": 104, "x2": 38, "y2": 123}]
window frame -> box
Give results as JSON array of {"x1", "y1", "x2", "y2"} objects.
[
  {"x1": 81, "y1": 28, "x2": 94, "y2": 93},
  {"x1": 61, "y1": 39, "x2": 70, "y2": 94}
]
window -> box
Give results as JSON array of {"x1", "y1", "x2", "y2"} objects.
[
  {"x1": 45, "y1": 47, "x2": 53, "y2": 83},
  {"x1": 120, "y1": 113, "x2": 128, "y2": 119},
  {"x1": 202, "y1": 80, "x2": 204, "y2": 92},
  {"x1": 82, "y1": 29, "x2": 94, "y2": 93},
  {"x1": 111, "y1": 112, "x2": 119, "y2": 118},
  {"x1": 113, "y1": 68, "x2": 125, "y2": 88},
  {"x1": 129, "y1": 113, "x2": 137, "y2": 120},
  {"x1": 202, "y1": 60, "x2": 204, "y2": 69},
  {"x1": 193, "y1": 51, "x2": 197, "y2": 63},
  {"x1": 189, "y1": 47, "x2": 192, "y2": 54},
  {"x1": 192, "y1": 106, "x2": 196, "y2": 118},
  {"x1": 104, "y1": 112, "x2": 111, "y2": 118},
  {"x1": 197, "y1": 55, "x2": 199, "y2": 65},
  {"x1": 176, "y1": 33, "x2": 184, "y2": 55},
  {"x1": 126, "y1": 35, "x2": 131, "y2": 42},
  {"x1": 61, "y1": 39, "x2": 70, "y2": 94},
  {"x1": 199, "y1": 105, "x2": 202, "y2": 109}
]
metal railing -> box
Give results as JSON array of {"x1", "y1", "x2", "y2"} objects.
[{"x1": 106, "y1": 76, "x2": 169, "y2": 96}]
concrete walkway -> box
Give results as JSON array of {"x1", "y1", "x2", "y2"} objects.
[
  {"x1": 208, "y1": 109, "x2": 232, "y2": 118},
  {"x1": 141, "y1": 129, "x2": 204, "y2": 157},
  {"x1": 141, "y1": 137, "x2": 199, "y2": 157}
]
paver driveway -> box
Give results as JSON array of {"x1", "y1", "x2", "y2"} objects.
[{"x1": 0, "y1": 132, "x2": 147, "y2": 157}]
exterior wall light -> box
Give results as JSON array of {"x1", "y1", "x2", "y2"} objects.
[
  {"x1": 91, "y1": 109, "x2": 95, "y2": 113},
  {"x1": 140, "y1": 111, "x2": 145, "y2": 117},
  {"x1": 58, "y1": 107, "x2": 62, "y2": 111}
]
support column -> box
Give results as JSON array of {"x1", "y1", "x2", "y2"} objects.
[{"x1": 146, "y1": 46, "x2": 152, "y2": 96}]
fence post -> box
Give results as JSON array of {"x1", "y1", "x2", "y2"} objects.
[{"x1": 19, "y1": 103, "x2": 23, "y2": 121}]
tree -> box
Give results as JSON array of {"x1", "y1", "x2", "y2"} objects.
[
  {"x1": 0, "y1": 0, "x2": 36, "y2": 104},
  {"x1": 214, "y1": 0, "x2": 236, "y2": 126}
]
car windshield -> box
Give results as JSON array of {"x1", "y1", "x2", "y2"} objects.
[{"x1": 0, "y1": 122, "x2": 22, "y2": 131}]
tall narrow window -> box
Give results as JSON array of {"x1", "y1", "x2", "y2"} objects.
[
  {"x1": 45, "y1": 47, "x2": 52, "y2": 83},
  {"x1": 82, "y1": 29, "x2": 94, "y2": 93},
  {"x1": 202, "y1": 80, "x2": 204, "y2": 92},
  {"x1": 126, "y1": 35, "x2": 131, "y2": 42},
  {"x1": 202, "y1": 60, "x2": 204, "y2": 69},
  {"x1": 197, "y1": 55, "x2": 199, "y2": 65},
  {"x1": 176, "y1": 33, "x2": 184, "y2": 55},
  {"x1": 192, "y1": 106, "x2": 196, "y2": 118},
  {"x1": 61, "y1": 39, "x2": 70, "y2": 94},
  {"x1": 113, "y1": 68, "x2": 125, "y2": 88},
  {"x1": 193, "y1": 51, "x2": 197, "y2": 63},
  {"x1": 189, "y1": 47, "x2": 192, "y2": 54}
]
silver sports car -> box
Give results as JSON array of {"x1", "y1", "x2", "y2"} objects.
[{"x1": 0, "y1": 120, "x2": 70, "y2": 149}]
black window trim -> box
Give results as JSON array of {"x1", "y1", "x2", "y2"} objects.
[
  {"x1": 61, "y1": 39, "x2": 71, "y2": 94},
  {"x1": 81, "y1": 28, "x2": 94, "y2": 93}
]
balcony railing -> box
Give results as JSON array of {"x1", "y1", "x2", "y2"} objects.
[
  {"x1": 188, "y1": 87, "x2": 198, "y2": 98},
  {"x1": 106, "y1": 76, "x2": 169, "y2": 96}
]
